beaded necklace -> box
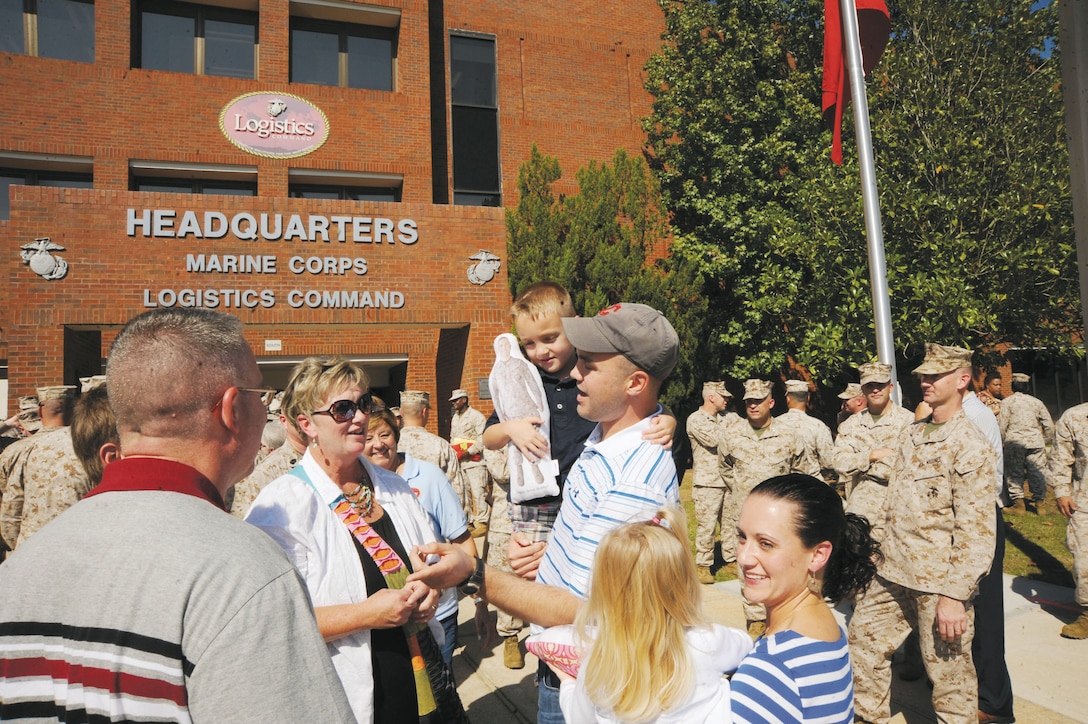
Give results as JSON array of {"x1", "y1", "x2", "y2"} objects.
[{"x1": 341, "y1": 468, "x2": 374, "y2": 517}]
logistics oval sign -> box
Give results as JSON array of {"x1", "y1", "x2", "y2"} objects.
[{"x1": 219, "y1": 92, "x2": 330, "y2": 159}]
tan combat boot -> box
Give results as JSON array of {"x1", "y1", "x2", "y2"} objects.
[
  {"x1": 1004, "y1": 499, "x2": 1026, "y2": 516},
  {"x1": 1060, "y1": 610, "x2": 1088, "y2": 639},
  {"x1": 503, "y1": 635, "x2": 525, "y2": 668},
  {"x1": 697, "y1": 565, "x2": 714, "y2": 585}
]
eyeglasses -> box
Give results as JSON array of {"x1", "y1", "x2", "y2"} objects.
[
  {"x1": 211, "y1": 387, "x2": 277, "y2": 413},
  {"x1": 239, "y1": 387, "x2": 278, "y2": 406},
  {"x1": 312, "y1": 392, "x2": 376, "y2": 423}
]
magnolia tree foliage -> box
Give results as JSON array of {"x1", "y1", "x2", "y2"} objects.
[
  {"x1": 505, "y1": 145, "x2": 708, "y2": 408},
  {"x1": 644, "y1": 0, "x2": 1078, "y2": 383}
]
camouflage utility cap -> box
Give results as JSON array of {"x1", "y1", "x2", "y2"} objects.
[
  {"x1": 838, "y1": 383, "x2": 862, "y2": 400},
  {"x1": 912, "y1": 343, "x2": 973, "y2": 376},
  {"x1": 743, "y1": 379, "x2": 773, "y2": 400},
  {"x1": 449, "y1": 389, "x2": 469, "y2": 402},
  {"x1": 36, "y1": 385, "x2": 77, "y2": 402},
  {"x1": 859, "y1": 362, "x2": 892, "y2": 387},
  {"x1": 400, "y1": 390, "x2": 430, "y2": 407},
  {"x1": 79, "y1": 375, "x2": 108, "y2": 393},
  {"x1": 703, "y1": 381, "x2": 730, "y2": 398},
  {"x1": 1011, "y1": 373, "x2": 1031, "y2": 383},
  {"x1": 784, "y1": 380, "x2": 809, "y2": 394}
]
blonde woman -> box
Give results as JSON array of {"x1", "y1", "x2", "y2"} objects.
[
  {"x1": 557, "y1": 507, "x2": 752, "y2": 723},
  {"x1": 246, "y1": 358, "x2": 467, "y2": 724}
]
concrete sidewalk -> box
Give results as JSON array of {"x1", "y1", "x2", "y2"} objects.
[{"x1": 453, "y1": 573, "x2": 1087, "y2": 723}]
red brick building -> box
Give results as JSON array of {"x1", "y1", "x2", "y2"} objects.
[{"x1": 0, "y1": 0, "x2": 664, "y2": 431}]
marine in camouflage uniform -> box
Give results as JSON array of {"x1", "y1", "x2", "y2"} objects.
[
  {"x1": 849, "y1": 344, "x2": 997, "y2": 724},
  {"x1": 836, "y1": 382, "x2": 865, "y2": 433},
  {"x1": 450, "y1": 389, "x2": 491, "y2": 529},
  {"x1": 0, "y1": 418, "x2": 46, "y2": 557},
  {"x1": 719, "y1": 379, "x2": 809, "y2": 626},
  {"x1": 777, "y1": 380, "x2": 836, "y2": 483},
  {"x1": 999, "y1": 373, "x2": 1054, "y2": 506},
  {"x1": 7, "y1": 427, "x2": 92, "y2": 548},
  {"x1": 686, "y1": 381, "x2": 734, "y2": 579},
  {"x1": 832, "y1": 363, "x2": 914, "y2": 538},
  {"x1": 230, "y1": 440, "x2": 304, "y2": 518},
  {"x1": 0, "y1": 385, "x2": 77, "y2": 550},
  {"x1": 1048, "y1": 402, "x2": 1088, "y2": 638},
  {"x1": 480, "y1": 446, "x2": 526, "y2": 667},
  {"x1": 397, "y1": 390, "x2": 462, "y2": 490}
]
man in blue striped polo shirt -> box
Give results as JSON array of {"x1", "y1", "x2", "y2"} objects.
[{"x1": 409, "y1": 302, "x2": 681, "y2": 724}]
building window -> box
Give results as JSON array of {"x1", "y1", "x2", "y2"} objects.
[
  {"x1": 129, "y1": 161, "x2": 257, "y2": 195},
  {"x1": 1, "y1": 166, "x2": 92, "y2": 220},
  {"x1": 290, "y1": 184, "x2": 399, "y2": 202},
  {"x1": 290, "y1": 18, "x2": 394, "y2": 90},
  {"x1": 288, "y1": 169, "x2": 402, "y2": 202},
  {"x1": 1, "y1": 0, "x2": 95, "y2": 63},
  {"x1": 450, "y1": 34, "x2": 500, "y2": 207},
  {"x1": 135, "y1": 0, "x2": 257, "y2": 78},
  {"x1": 133, "y1": 178, "x2": 256, "y2": 195}
]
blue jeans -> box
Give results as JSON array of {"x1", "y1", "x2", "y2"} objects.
[
  {"x1": 537, "y1": 662, "x2": 565, "y2": 723},
  {"x1": 439, "y1": 612, "x2": 458, "y2": 669}
]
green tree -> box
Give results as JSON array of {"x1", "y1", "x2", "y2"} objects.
[
  {"x1": 505, "y1": 145, "x2": 707, "y2": 408},
  {"x1": 644, "y1": 0, "x2": 1078, "y2": 384}
]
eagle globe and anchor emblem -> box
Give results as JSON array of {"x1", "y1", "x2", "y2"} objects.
[
  {"x1": 267, "y1": 98, "x2": 288, "y2": 117},
  {"x1": 20, "y1": 238, "x2": 69, "y2": 280},
  {"x1": 467, "y1": 250, "x2": 501, "y2": 286}
]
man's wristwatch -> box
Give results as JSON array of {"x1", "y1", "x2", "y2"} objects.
[{"x1": 458, "y1": 556, "x2": 485, "y2": 596}]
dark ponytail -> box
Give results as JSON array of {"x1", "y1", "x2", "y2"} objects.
[{"x1": 750, "y1": 474, "x2": 882, "y2": 603}]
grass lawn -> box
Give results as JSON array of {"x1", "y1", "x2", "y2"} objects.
[
  {"x1": 680, "y1": 473, "x2": 1075, "y2": 588},
  {"x1": 1001, "y1": 495, "x2": 1074, "y2": 587}
]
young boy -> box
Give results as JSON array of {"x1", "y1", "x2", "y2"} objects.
[{"x1": 481, "y1": 282, "x2": 674, "y2": 665}]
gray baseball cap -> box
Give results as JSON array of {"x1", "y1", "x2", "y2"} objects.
[{"x1": 562, "y1": 303, "x2": 679, "y2": 379}]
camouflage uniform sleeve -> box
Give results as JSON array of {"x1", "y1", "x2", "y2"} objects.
[
  {"x1": 1038, "y1": 400, "x2": 1056, "y2": 448},
  {"x1": 464, "y1": 409, "x2": 487, "y2": 456},
  {"x1": 687, "y1": 411, "x2": 721, "y2": 450},
  {"x1": 443, "y1": 443, "x2": 462, "y2": 483},
  {"x1": 945, "y1": 436, "x2": 997, "y2": 601},
  {"x1": 998, "y1": 399, "x2": 1011, "y2": 437},
  {"x1": 789, "y1": 429, "x2": 818, "y2": 477},
  {"x1": 0, "y1": 456, "x2": 27, "y2": 548},
  {"x1": 1050, "y1": 412, "x2": 1078, "y2": 500},
  {"x1": 814, "y1": 421, "x2": 836, "y2": 474},
  {"x1": 831, "y1": 416, "x2": 872, "y2": 481},
  {"x1": 717, "y1": 430, "x2": 735, "y2": 491}
]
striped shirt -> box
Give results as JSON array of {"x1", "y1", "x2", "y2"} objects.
[
  {"x1": 730, "y1": 628, "x2": 854, "y2": 724},
  {"x1": 537, "y1": 410, "x2": 679, "y2": 599},
  {"x1": 0, "y1": 457, "x2": 353, "y2": 723}
]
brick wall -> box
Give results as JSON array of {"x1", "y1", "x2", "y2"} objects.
[{"x1": 0, "y1": 0, "x2": 667, "y2": 423}]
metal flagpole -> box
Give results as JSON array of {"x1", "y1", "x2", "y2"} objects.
[{"x1": 838, "y1": 0, "x2": 899, "y2": 400}]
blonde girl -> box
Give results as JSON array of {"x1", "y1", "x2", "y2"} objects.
[{"x1": 557, "y1": 507, "x2": 751, "y2": 723}]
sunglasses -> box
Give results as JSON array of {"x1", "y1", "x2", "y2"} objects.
[{"x1": 312, "y1": 392, "x2": 377, "y2": 423}]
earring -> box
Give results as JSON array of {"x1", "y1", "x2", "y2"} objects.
[{"x1": 807, "y1": 572, "x2": 821, "y2": 596}]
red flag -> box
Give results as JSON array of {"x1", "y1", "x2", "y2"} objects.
[{"x1": 821, "y1": 0, "x2": 891, "y2": 165}]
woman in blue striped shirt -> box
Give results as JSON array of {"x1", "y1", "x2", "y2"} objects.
[{"x1": 730, "y1": 474, "x2": 881, "y2": 723}]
